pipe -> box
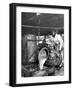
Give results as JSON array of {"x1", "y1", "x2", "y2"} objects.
[{"x1": 22, "y1": 25, "x2": 64, "y2": 30}]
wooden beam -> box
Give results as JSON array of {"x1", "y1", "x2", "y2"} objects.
[{"x1": 22, "y1": 25, "x2": 64, "y2": 30}]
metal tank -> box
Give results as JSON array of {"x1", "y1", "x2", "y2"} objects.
[{"x1": 26, "y1": 34, "x2": 37, "y2": 63}]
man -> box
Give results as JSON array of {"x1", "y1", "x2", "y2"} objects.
[
  {"x1": 52, "y1": 31, "x2": 64, "y2": 68},
  {"x1": 52, "y1": 31, "x2": 63, "y2": 51}
]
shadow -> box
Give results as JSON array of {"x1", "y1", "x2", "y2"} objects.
[{"x1": 5, "y1": 82, "x2": 9, "y2": 86}]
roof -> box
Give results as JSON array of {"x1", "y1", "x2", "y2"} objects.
[{"x1": 22, "y1": 13, "x2": 64, "y2": 35}]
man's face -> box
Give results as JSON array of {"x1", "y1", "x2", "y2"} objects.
[{"x1": 52, "y1": 31, "x2": 56, "y2": 37}]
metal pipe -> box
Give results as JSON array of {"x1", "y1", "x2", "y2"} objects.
[{"x1": 22, "y1": 25, "x2": 64, "y2": 30}]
